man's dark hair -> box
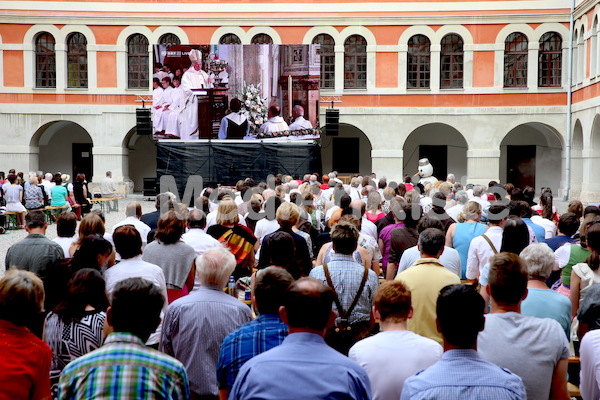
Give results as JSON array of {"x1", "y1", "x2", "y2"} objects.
[
  {"x1": 56, "y1": 211, "x2": 77, "y2": 237},
  {"x1": 500, "y1": 216, "x2": 529, "y2": 255},
  {"x1": 254, "y1": 267, "x2": 294, "y2": 315},
  {"x1": 518, "y1": 200, "x2": 533, "y2": 218},
  {"x1": 194, "y1": 195, "x2": 210, "y2": 214},
  {"x1": 267, "y1": 231, "x2": 298, "y2": 278},
  {"x1": 378, "y1": 178, "x2": 387, "y2": 190},
  {"x1": 558, "y1": 212, "x2": 580, "y2": 238},
  {"x1": 155, "y1": 193, "x2": 174, "y2": 211},
  {"x1": 488, "y1": 252, "x2": 528, "y2": 306},
  {"x1": 507, "y1": 201, "x2": 522, "y2": 217},
  {"x1": 584, "y1": 205, "x2": 600, "y2": 217},
  {"x1": 339, "y1": 193, "x2": 351, "y2": 210},
  {"x1": 25, "y1": 210, "x2": 46, "y2": 229},
  {"x1": 418, "y1": 228, "x2": 445, "y2": 257},
  {"x1": 188, "y1": 209, "x2": 207, "y2": 229},
  {"x1": 437, "y1": 284, "x2": 485, "y2": 348},
  {"x1": 283, "y1": 277, "x2": 333, "y2": 331},
  {"x1": 268, "y1": 105, "x2": 281, "y2": 117},
  {"x1": 264, "y1": 195, "x2": 282, "y2": 221},
  {"x1": 487, "y1": 204, "x2": 508, "y2": 223},
  {"x1": 416, "y1": 215, "x2": 443, "y2": 234},
  {"x1": 331, "y1": 221, "x2": 359, "y2": 255},
  {"x1": 113, "y1": 225, "x2": 142, "y2": 259},
  {"x1": 523, "y1": 186, "x2": 535, "y2": 205},
  {"x1": 109, "y1": 278, "x2": 164, "y2": 341},
  {"x1": 230, "y1": 98, "x2": 242, "y2": 113}
]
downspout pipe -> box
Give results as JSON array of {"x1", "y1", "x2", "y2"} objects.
[{"x1": 564, "y1": 0, "x2": 575, "y2": 201}]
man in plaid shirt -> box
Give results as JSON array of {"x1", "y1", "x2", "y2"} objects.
[{"x1": 57, "y1": 278, "x2": 190, "y2": 400}]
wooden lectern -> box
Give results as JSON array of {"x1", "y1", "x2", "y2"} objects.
[{"x1": 195, "y1": 88, "x2": 229, "y2": 139}]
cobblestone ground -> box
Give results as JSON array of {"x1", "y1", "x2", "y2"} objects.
[
  {"x1": 0, "y1": 196, "x2": 573, "y2": 277},
  {"x1": 0, "y1": 195, "x2": 156, "y2": 276}
]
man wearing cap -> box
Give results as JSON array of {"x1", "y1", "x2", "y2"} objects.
[{"x1": 179, "y1": 49, "x2": 213, "y2": 140}]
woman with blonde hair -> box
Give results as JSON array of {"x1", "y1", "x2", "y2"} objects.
[
  {"x1": 445, "y1": 201, "x2": 487, "y2": 279},
  {"x1": 365, "y1": 191, "x2": 385, "y2": 222},
  {"x1": 0, "y1": 270, "x2": 52, "y2": 399},
  {"x1": 207, "y1": 198, "x2": 257, "y2": 278}
]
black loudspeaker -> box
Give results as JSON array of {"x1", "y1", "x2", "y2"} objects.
[
  {"x1": 325, "y1": 109, "x2": 340, "y2": 136},
  {"x1": 136, "y1": 108, "x2": 152, "y2": 135}
]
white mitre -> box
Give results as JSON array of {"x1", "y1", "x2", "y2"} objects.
[{"x1": 189, "y1": 49, "x2": 202, "y2": 64}]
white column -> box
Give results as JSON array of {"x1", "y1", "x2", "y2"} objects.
[
  {"x1": 430, "y1": 44, "x2": 441, "y2": 92},
  {"x1": 527, "y1": 42, "x2": 538, "y2": 90},
  {"x1": 55, "y1": 43, "x2": 66, "y2": 93},
  {"x1": 466, "y1": 149, "x2": 501, "y2": 186},
  {"x1": 335, "y1": 44, "x2": 344, "y2": 92},
  {"x1": 93, "y1": 146, "x2": 129, "y2": 183},
  {"x1": 366, "y1": 45, "x2": 376, "y2": 90},
  {"x1": 371, "y1": 149, "x2": 403, "y2": 183}
]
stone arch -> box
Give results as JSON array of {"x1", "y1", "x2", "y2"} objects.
[
  {"x1": 402, "y1": 123, "x2": 469, "y2": 183},
  {"x1": 30, "y1": 120, "x2": 94, "y2": 180},
  {"x1": 320, "y1": 123, "x2": 372, "y2": 175},
  {"x1": 245, "y1": 27, "x2": 282, "y2": 45},
  {"x1": 302, "y1": 27, "x2": 340, "y2": 45},
  {"x1": 210, "y1": 27, "x2": 248, "y2": 44},
  {"x1": 499, "y1": 122, "x2": 563, "y2": 193},
  {"x1": 150, "y1": 26, "x2": 189, "y2": 46},
  {"x1": 123, "y1": 127, "x2": 156, "y2": 191}
]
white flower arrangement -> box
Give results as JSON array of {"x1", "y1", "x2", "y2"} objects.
[{"x1": 239, "y1": 83, "x2": 268, "y2": 133}]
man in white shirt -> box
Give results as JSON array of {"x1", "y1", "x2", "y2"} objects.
[
  {"x1": 41, "y1": 172, "x2": 55, "y2": 201},
  {"x1": 349, "y1": 280, "x2": 442, "y2": 400},
  {"x1": 288, "y1": 105, "x2": 313, "y2": 131},
  {"x1": 103, "y1": 225, "x2": 168, "y2": 346},
  {"x1": 258, "y1": 105, "x2": 289, "y2": 134},
  {"x1": 465, "y1": 204, "x2": 507, "y2": 281},
  {"x1": 110, "y1": 201, "x2": 152, "y2": 251},
  {"x1": 445, "y1": 190, "x2": 468, "y2": 222},
  {"x1": 101, "y1": 170, "x2": 118, "y2": 212}
]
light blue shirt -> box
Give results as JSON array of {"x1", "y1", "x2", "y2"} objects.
[
  {"x1": 230, "y1": 332, "x2": 372, "y2": 400},
  {"x1": 401, "y1": 349, "x2": 526, "y2": 400},
  {"x1": 523, "y1": 218, "x2": 545, "y2": 243},
  {"x1": 521, "y1": 288, "x2": 572, "y2": 338}
]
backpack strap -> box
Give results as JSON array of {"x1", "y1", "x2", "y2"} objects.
[
  {"x1": 323, "y1": 263, "x2": 369, "y2": 329},
  {"x1": 481, "y1": 234, "x2": 499, "y2": 254}
]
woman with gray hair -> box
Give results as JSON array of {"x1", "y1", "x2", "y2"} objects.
[{"x1": 520, "y1": 243, "x2": 571, "y2": 338}]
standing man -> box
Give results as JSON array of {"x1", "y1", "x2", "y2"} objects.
[
  {"x1": 230, "y1": 277, "x2": 372, "y2": 400},
  {"x1": 180, "y1": 49, "x2": 213, "y2": 140},
  {"x1": 466, "y1": 204, "x2": 507, "y2": 281},
  {"x1": 57, "y1": 278, "x2": 190, "y2": 399},
  {"x1": 258, "y1": 105, "x2": 289, "y2": 134},
  {"x1": 349, "y1": 281, "x2": 442, "y2": 400},
  {"x1": 395, "y1": 228, "x2": 461, "y2": 345},
  {"x1": 101, "y1": 170, "x2": 118, "y2": 212},
  {"x1": 217, "y1": 267, "x2": 294, "y2": 396},
  {"x1": 160, "y1": 247, "x2": 252, "y2": 399},
  {"x1": 288, "y1": 105, "x2": 313, "y2": 131},
  {"x1": 401, "y1": 284, "x2": 526, "y2": 399},
  {"x1": 478, "y1": 252, "x2": 570, "y2": 400}
]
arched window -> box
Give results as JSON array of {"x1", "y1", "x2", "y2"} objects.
[
  {"x1": 159, "y1": 33, "x2": 180, "y2": 47},
  {"x1": 35, "y1": 32, "x2": 56, "y2": 88},
  {"x1": 344, "y1": 35, "x2": 367, "y2": 89},
  {"x1": 66, "y1": 33, "x2": 87, "y2": 88},
  {"x1": 440, "y1": 34, "x2": 463, "y2": 89},
  {"x1": 251, "y1": 34, "x2": 272, "y2": 45},
  {"x1": 312, "y1": 34, "x2": 335, "y2": 89},
  {"x1": 504, "y1": 32, "x2": 528, "y2": 88},
  {"x1": 219, "y1": 34, "x2": 241, "y2": 44},
  {"x1": 407, "y1": 35, "x2": 431, "y2": 89},
  {"x1": 538, "y1": 32, "x2": 562, "y2": 87},
  {"x1": 127, "y1": 34, "x2": 149, "y2": 89}
]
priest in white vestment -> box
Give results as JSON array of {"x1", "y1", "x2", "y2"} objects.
[
  {"x1": 288, "y1": 105, "x2": 313, "y2": 130},
  {"x1": 154, "y1": 76, "x2": 174, "y2": 133},
  {"x1": 152, "y1": 78, "x2": 164, "y2": 134},
  {"x1": 165, "y1": 76, "x2": 184, "y2": 138},
  {"x1": 179, "y1": 49, "x2": 213, "y2": 140},
  {"x1": 258, "y1": 105, "x2": 290, "y2": 134}
]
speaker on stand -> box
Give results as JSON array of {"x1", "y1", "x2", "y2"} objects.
[
  {"x1": 325, "y1": 108, "x2": 339, "y2": 136},
  {"x1": 136, "y1": 108, "x2": 152, "y2": 135}
]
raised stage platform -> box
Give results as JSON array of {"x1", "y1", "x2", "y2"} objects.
[{"x1": 156, "y1": 139, "x2": 322, "y2": 192}]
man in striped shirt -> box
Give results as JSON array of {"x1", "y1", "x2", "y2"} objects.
[
  {"x1": 217, "y1": 267, "x2": 294, "y2": 397},
  {"x1": 57, "y1": 278, "x2": 190, "y2": 400}
]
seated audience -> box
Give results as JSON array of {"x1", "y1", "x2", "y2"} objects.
[
  {"x1": 229, "y1": 277, "x2": 372, "y2": 399},
  {"x1": 349, "y1": 281, "x2": 442, "y2": 399},
  {"x1": 52, "y1": 211, "x2": 78, "y2": 258},
  {"x1": 57, "y1": 278, "x2": 190, "y2": 399},
  {"x1": 401, "y1": 284, "x2": 526, "y2": 399},
  {"x1": 478, "y1": 252, "x2": 570, "y2": 400}
]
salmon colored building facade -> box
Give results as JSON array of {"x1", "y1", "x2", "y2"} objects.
[{"x1": 0, "y1": 0, "x2": 597, "y2": 200}]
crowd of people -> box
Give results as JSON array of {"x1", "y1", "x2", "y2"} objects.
[{"x1": 4, "y1": 169, "x2": 600, "y2": 399}]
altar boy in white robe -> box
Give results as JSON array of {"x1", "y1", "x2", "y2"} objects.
[
  {"x1": 165, "y1": 76, "x2": 184, "y2": 138},
  {"x1": 152, "y1": 78, "x2": 164, "y2": 134},
  {"x1": 154, "y1": 76, "x2": 174, "y2": 133},
  {"x1": 179, "y1": 49, "x2": 213, "y2": 140},
  {"x1": 218, "y1": 98, "x2": 250, "y2": 139}
]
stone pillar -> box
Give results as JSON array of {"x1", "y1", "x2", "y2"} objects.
[
  {"x1": 581, "y1": 149, "x2": 600, "y2": 202},
  {"x1": 466, "y1": 149, "x2": 500, "y2": 186},
  {"x1": 372, "y1": 149, "x2": 403, "y2": 183},
  {"x1": 92, "y1": 146, "x2": 129, "y2": 184},
  {"x1": 0, "y1": 146, "x2": 36, "y2": 174}
]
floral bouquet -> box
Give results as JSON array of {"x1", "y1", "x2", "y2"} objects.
[
  {"x1": 239, "y1": 83, "x2": 268, "y2": 133},
  {"x1": 255, "y1": 127, "x2": 321, "y2": 139}
]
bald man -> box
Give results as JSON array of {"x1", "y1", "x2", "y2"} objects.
[{"x1": 288, "y1": 105, "x2": 313, "y2": 130}]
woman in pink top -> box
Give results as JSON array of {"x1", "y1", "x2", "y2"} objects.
[{"x1": 365, "y1": 191, "x2": 385, "y2": 222}]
